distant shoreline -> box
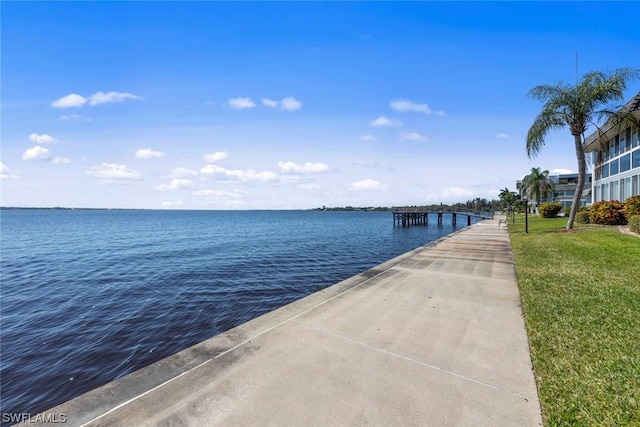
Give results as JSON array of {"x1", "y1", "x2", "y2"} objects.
[{"x1": 0, "y1": 206, "x2": 392, "y2": 212}]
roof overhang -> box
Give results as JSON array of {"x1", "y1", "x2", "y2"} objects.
[{"x1": 583, "y1": 92, "x2": 640, "y2": 153}]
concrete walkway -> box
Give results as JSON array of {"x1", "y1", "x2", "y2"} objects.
[{"x1": 37, "y1": 216, "x2": 542, "y2": 426}]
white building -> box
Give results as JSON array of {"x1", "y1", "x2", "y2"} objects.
[
  {"x1": 583, "y1": 92, "x2": 640, "y2": 202},
  {"x1": 516, "y1": 172, "x2": 592, "y2": 210}
]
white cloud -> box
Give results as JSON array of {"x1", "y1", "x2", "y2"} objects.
[
  {"x1": 441, "y1": 187, "x2": 474, "y2": 198},
  {"x1": 155, "y1": 179, "x2": 194, "y2": 191},
  {"x1": 203, "y1": 151, "x2": 229, "y2": 163},
  {"x1": 52, "y1": 91, "x2": 141, "y2": 108},
  {"x1": 348, "y1": 179, "x2": 383, "y2": 191},
  {"x1": 227, "y1": 97, "x2": 256, "y2": 109},
  {"x1": 52, "y1": 157, "x2": 71, "y2": 164},
  {"x1": 278, "y1": 161, "x2": 329, "y2": 174},
  {"x1": 51, "y1": 93, "x2": 87, "y2": 108},
  {"x1": 280, "y1": 96, "x2": 302, "y2": 111},
  {"x1": 550, "y1": 168, "x2": 573, "y2": 175},
  {"x1": 89, "y1": 91, "x2": 142, "y2": 106},
  {"x1": 353, "y1": 161, "x2": 386, "y2": 170},
  {"x1": 200, "y1": 164, "x2": 278, "y2": 182},
  {"x1": 496, "y1": 132, "x2": 510, "y2": 139},
  {"x1": 60, "y1": 114, "x2": 82, "y2": 121},
  {"x1": 29, "y1": 133, "x2": 58, "y2": 144},
  {"x1": 169, "y1": 167, "x2": 198, "y2": 178},
  {"x1": 261, "y1": 98, "x2": 278, "y2": 108},
  {"x1": 86, "y1": 163, "x2": 142, "y2": 180},
  {"x1": 262, "y1": 96, "x2": 302, "y2": 111},
  {"x1": 360, "y1": 134, "x2": 377, "y2": 141},
  {"x1": 371, "y1": 116, "x2": 401, "y2": 127},
  {"x1": 390, "y1": 99, "x2": 445, "y2": 116},
  {"x1": 400, "y1": 132, "x2": 428, "y2": 142},
  {"x1": 0, "y1": 162, "x2": 19, "y2": 180},
  {"x1": 22, "y1": 146, "x2": 51, "y2": 161},
  {"x1": 135, "y1": 148, "x2": 166, "y2": 159},
  {"x1": 161, "y1": 200, "x2": 184, "y2": 208},
  {"x1": 192, "y1": 189, "x2": 247, "y2": 198},
  {"x1": 297, "y1": 183, "x2": 321, "y2": 190}
]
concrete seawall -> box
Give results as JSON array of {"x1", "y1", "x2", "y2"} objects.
[{"x1": 26, "y1": 216, "x2": 542, "y2": 426}]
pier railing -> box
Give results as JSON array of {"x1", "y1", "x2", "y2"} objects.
[{"x1": 391, "y1": 207, "x2": 493, "y2": 227}]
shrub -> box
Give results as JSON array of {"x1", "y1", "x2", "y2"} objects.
[
  {"x1": 629, "y1": 215, "x2": 640, "y2": 233},
  {"x1": 575, "y1": 211, "x2": 590, "y2": 224},
  {"x1": 539, "y1": 202, "x2": 563, "y2": 218},
  {"x1": 624, "y1": 195, "x2": 640, "y2": 219},
  {"x1": 589, "y1": 200, "x2": 627, "y2": 225}
]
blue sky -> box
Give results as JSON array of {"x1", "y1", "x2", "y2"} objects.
[{"x1": 2, "y1": 2, "x2": 639, "y2": 209}]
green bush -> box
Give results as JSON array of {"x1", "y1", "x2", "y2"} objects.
[
  {"x1": 624, "y1": 195, "x2": 640, "y2": 219},
  {"x1": 539, "y1": 202, "x2": 563, "y2": 218},
  {"x1": 576, "y1": 211, "x2": 590, "y2": 224},
  {"x1": 589, "y1": 200, "x2": 627, "y2": 225},
  {"x1": 629, "y1": 215, "x2": 640, "y2": 233}
]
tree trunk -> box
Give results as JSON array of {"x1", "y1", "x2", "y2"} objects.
[{"x1": 567, "y1": 133, "x2": 587, "y2": 230}]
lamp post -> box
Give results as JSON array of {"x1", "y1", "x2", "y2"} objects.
[{"x1": 524, "y1": 198, "x2": 529, "y2": 234}]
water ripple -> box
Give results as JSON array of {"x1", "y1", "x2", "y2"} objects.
[{"x1": 0, "y1": 209, "x2": 477, "y2": 418}]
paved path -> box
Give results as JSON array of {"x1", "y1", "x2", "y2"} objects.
[{"x1": 36, "y1": 216, "x2": 542, "y2": 426}]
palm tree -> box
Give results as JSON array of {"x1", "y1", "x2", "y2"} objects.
[
  {"x1": 526, "y1": 68, "x2": 639, "y2": 229},
  {"x1": 520, "y1": 167, "x2": 554, "y2": 213},
  {"x1": 498, "y1": 187, "x2": 517, "y2": 209}
]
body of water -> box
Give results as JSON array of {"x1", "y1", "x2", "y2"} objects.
[{"x1": 0, "y1": 209, "x2": 479, "y2": 417}]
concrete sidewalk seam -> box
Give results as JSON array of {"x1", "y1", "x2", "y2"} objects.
[
  {"x1": 293, "y1": 321, "x2": 538, "y2": 402},
  {"x1": 393, "y1": 267, "x2": 517, "y2": 283}
]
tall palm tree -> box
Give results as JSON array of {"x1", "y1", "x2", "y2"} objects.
[
  {"x1": 520, "y1": 167, "x2": 554, "y2": 213},
  {"x1": 526, "y1": 68, "x2": 639, "y2": 229}
]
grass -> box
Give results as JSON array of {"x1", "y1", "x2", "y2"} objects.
[{"x1": 508, "y1": 215, "x2": 640, "y2": 426}]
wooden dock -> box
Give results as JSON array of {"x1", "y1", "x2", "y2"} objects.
[{"x1": 392, "y1": 207, "x2": 493, "y2": 227}]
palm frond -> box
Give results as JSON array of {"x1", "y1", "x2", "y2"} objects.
[
  {"x1": 526, "y1": 109, "x2": 565, "y2": 158},
  {"x1": 528, "y1": 83, "x2": 570, "y2": 103}
]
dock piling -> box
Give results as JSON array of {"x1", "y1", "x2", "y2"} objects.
[{"x1": 391, "y1": 207, "x2": 491, "y2": 228}]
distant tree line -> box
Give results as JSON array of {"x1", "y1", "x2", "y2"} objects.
[{"x1": 313, "y1": 198, "x2": 503, "y2": 212}]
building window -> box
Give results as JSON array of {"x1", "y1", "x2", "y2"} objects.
[
  {"x1": 633, "y1": 130, "x2": 639, "y2": 148},
  {"x1": 633, "y1": 175, "x2": 639, "y2": 196},
  {"x1": 610, "y1": 138, "x2": 616, "y2": 158},
  {"x1": 626, "y1": 128, "x2": 633, "y2": 152},
  {"x1": 602, "y1": 162, "x2": 610, "y2": 178},
  {"x1": 620, "y1": 153, "x2": 631, "y2": 172},
  {"x1": 611, "y1": 180, "x2": 619, "y2": 200},
  {"x1": 633, "y1": 149, "x2": 640, "y2": 169},
  {"x1": 623, "y1": 177, "x2": 632, "y2": 200},
  {"x1": 603, "y1": 183, "x2": 609, "y2": 201},
  {"x1": 610, "y1": 158, "x2": 619, "y2": 175}
]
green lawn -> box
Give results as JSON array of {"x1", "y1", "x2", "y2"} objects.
[{"x1": 508, "y1": 215, "x2": 640, "y2": 426}]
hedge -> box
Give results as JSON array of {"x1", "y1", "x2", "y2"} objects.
[
  {"x1": 624, "y1": 195, "x2": 640, "y2": 219},
  {"x1": 539, "y1": 202, "x2": 563, "y2": 218},
  {"x1": 576, "y1": 211, "x2": 590, "y2": 224},
  {"x1": 589, "y1": 200, "x2": 627, "y2": 225}
]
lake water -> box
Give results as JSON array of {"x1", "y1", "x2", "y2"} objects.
[{"x1": 0, "y1": 209, "x2": 478, "y2": 417}]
